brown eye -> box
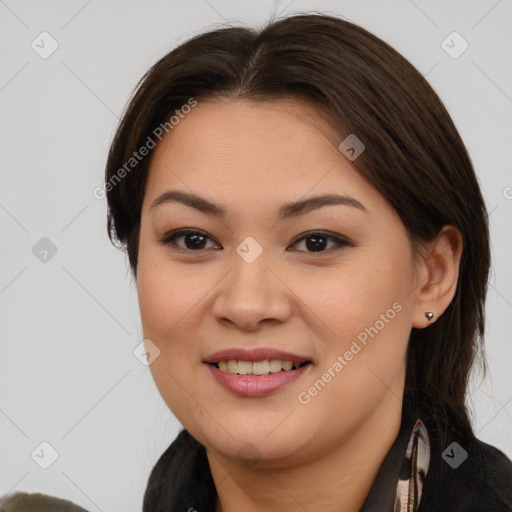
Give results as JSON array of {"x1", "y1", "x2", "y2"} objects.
[
  {"x1": 182, "y1": 232, "x2": 207, "y2": 249},
  {"x1": 160, "y1": 229, "x2": 220, "y2": 252},
  {"x1": 290, "y1": 232, "x2": 351, "y2": 253}
]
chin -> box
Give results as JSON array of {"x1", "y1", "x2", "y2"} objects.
[
  {"x1": 212, "y1": 436, "x2": 309, "y2": 467},
  {"x1": 194, "y1": 418, "x2": 318, "y2": 466}
]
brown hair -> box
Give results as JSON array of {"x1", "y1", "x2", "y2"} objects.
[{"x1": 105, "y1": 13, "x2": 490, "y2": 440}]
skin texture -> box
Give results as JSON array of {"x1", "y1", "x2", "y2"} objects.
[{"x1": 136, "y1": 99, "x2": 462, "y2": 512}]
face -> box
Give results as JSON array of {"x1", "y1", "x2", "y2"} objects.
[{"x1": 137, "y1": 98, "x2": 421, "y2": 467}]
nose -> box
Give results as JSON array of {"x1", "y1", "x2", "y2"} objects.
[{"x1": 211, "y1": 249, "x2": 293, "y2": 331}]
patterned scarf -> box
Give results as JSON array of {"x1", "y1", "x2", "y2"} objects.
[{"x1": 394, "y1": 420, "x2": 431, "y2": 511}]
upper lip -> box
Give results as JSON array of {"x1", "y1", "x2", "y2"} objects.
[{"x1": 203, "y1": 347, "x2": 313, "y2": 364}]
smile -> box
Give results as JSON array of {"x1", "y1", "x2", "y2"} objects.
[
  {"x1": 210, "y1": 359, "x2": 311, "y2": 376},
  {"x1": 205, "y1": 360, "x2": 313, "y2": 397}
]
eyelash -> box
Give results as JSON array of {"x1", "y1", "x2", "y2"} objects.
[{"x1": 159, "y1": 229, "x2": 351, "y2": 255}]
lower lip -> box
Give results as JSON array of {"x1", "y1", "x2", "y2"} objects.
[{"x1": 205, "y1": 363, "x2": 312, "y2": 397}]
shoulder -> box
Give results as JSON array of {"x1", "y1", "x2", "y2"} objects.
[
  {"x1": 421, "y1": 433, "x2": 512, "y2": 511},
  {"x1": 467, "y1": 437, "x2": 512, "y2": 508},
  {"x1": 0, "y1": 492, "x2": 90, "y2": 512}
]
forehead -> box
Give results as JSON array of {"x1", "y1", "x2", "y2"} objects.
[
  {"x1": 144, "y1": 98, "x2": 384, "y2": 214},
  {"x1": 153, "y1": 98, "x2": 341, "y2": 158}
]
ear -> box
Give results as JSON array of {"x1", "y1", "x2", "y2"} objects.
[{"x1": 412, "y1": 225, "x2": 463, "y2": 328}]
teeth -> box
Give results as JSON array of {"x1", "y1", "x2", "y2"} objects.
[
  {"x1": 238, "y1": 361, "x2": 252, "y2": 375},
  {"x1": 269, "y1": 359, "x2": 282, "y2": 373},
  {"x1": 215, "y1": 359, "x2": 306, "y2": 376},
  {"x1": 282, "y1": 360, "x2": 293, "y2": 371},
  {"x1": 253, "y1": 360, "x2": 269, "y2": 375}
]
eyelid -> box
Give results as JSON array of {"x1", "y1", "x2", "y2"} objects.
[
  {"x1": 159, "y1": 229, "x2": 221, "y2": 252},
  {"x1": 289, "y1": 230, "x2": 352, "y2": 252},
  {"x1": 159, "y1": 229, "x2": 352, "y2": 254}
]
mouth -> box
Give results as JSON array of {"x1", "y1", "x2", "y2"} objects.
[
  {"x1": 206, "y1": 359, "x2": 312, "y2": 376},
  {"x1": 203, "y1": 348, "x2": 314, "y2": 396}
]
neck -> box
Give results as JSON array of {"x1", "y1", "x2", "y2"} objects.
[{"x1": 207, "y1": 390, "x2": 403, "y2": 512}]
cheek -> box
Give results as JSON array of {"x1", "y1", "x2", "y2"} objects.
[
  {"x1": 136, "y1": 247, "x2": 213, "y2": 383},
  {"x1": 136, "y1": 251, "x2": 207, "y2": 423},
  {"x1": 136, "y1": 241, "x2": 193, "y2": 336},
  {"x1": 137, "y1": 264, "x2": 171, "y2": 335},
  {"x1": 294, "y1": 249, "x2": 412, "y2": 334},
  {"x1": 290, "y1": 243, "x2": 414, "y2": 395}
]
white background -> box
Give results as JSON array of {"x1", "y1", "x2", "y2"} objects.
[{"x1": 1, "y1": 1, "x2": 511, "y2": 510}]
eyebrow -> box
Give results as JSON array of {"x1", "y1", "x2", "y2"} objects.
[{"x1": 150, "y1": 190, "x2": 367, "y2": 220}]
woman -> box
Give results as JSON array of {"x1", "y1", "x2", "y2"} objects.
[{"x1": 104, "y1": 12, "x2": 511, "y2": 512}]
